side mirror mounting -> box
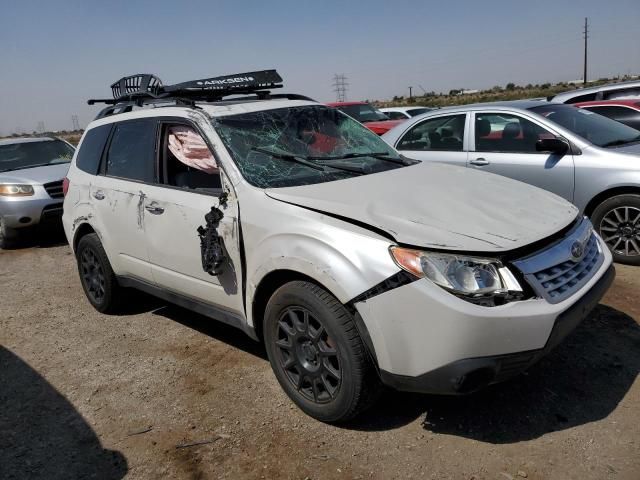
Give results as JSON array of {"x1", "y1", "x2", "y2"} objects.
[{"x1": 536, "y1": 137, "x2": 569, "y2": 154}]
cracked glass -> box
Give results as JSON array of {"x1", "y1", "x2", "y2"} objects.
[{"x1": 214, "y1": 105, "x2": 409, "y2": 188}]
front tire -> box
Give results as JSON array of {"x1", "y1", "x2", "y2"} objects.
[
  {"x1": 76, "y1": 233, "x2": 122, "y2": 313},
  {"x1": 263, "y1": 281, "x2": 381, "y2": 423},
  {"x1": 0, "y1": 217, "x2": 18, "y2": 249},
  {"x1": 591, "y1": 194, "x2": 640, "y2": 266}
]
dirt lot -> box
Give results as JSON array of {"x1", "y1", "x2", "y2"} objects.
[{"x1": 1, "y1": 232, "x2": 639, "y2": 480}]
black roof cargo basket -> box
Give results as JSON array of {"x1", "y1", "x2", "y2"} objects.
[
  {"x1": 89, "y1": 69, "x2": 283, "y2": 106},
  {"x1": 87, "y1": 70, "x2": 307, "y2": 119}
]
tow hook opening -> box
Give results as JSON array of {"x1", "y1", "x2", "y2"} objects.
[{"x1": 454, "y1": 367, "x2": 496, "y2": 394}]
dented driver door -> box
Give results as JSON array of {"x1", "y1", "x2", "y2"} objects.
[{"x1": 142, "y1": 181, "x2": 245, "y2": 317}]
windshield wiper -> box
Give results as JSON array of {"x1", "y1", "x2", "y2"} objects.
[
  {"x1": 309, "y1": 151, "x2": 407, "y2": 165},
  {"x1": 251, "y1": 147, "x2": 364, "y2": 175},
  {"x1": 251, "y1": 147, "x2": 325, "y2": 171},
  {"x1": 601, "y1": 135, "x2": 640, "y2": 148}
]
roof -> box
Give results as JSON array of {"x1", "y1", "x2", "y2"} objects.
[
  {"x1": 410, "y1": 99, "x2": 555, "y2": 114},
  {"x1": 380, "y1": 106, "x2": 430, "y2": 112},
  {"x1": 574, "y1": 99, "x2": 640, "y2": 109},
  {"x1": 86, "y1": 98, "x2": 323, "y2": 129},
  {"x1": 326, "y1": 101, "x2": 368, "y2": 107},
  {"x1": 551, "y1": 80, "x2": 640, "y2": 102},
  {"x1": 0, "y1": 136, "x2": 56, "y2": 146}
]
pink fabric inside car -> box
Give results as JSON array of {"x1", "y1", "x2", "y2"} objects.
[{"x1": 168, "y1": 126, "x2": 218, "y2": 173}]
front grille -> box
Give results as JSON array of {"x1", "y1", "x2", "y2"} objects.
[
  {"x1": 41, "y1": 203, "x2": 63, "y2": 220},
  {"x1": 43, "y1": 180, "x2": 64, "y2": 199},
  {"x1": 532, "y1": 235, "x2": 600, "y2": 302},
  {"x1": 513, "y1": 218, "x2": 604, "y2": 304}
]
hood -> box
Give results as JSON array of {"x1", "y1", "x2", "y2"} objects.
[
  {"x1": 266, "y1": 162, "x2": 578, "y2": 253},
  {"x1": 363, "y1": 119, "x2": 404, "y2": 135},
  {"x1": 0, "y1": 163, "x2": 70, "y2": 185}
]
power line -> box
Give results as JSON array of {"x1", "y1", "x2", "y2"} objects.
[
  {"x1": 71, "y1": 115, "x2": 80, "y2": 131},
  {"x1": 583, "y1": 17, "x2": 589, "y2": 84},
  {"x1": 332, "y1": 74, "x2": 348, "y2": 102}
]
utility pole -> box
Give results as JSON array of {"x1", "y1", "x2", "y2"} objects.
[
  {"x1": 332, "y1": 74, "x2": 348, "y2": 102},
  {"x1": 583, "y1": 17, "x2": 589, "y2": 85},
  {"x1": 71, "y1": 114, "x2": 80, "y2": 131},
  {"x1": 408, "y1": 86, "x2": 413, "y2": 99}
]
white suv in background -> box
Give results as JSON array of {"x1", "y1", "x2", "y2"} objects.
[{"x1": 63, "y1": 71, "x2": 614, "y2": 422}]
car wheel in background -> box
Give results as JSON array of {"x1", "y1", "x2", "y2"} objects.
[
  {"x1": 591, "y1": 194, "x2": 640, "y2": 266},
  {"x1": 0, "y1": 217, "x2": 18, "y2": 249},
  {"x1": 263, "y1": 281, "x2": 381, "y2": 423},
  {"x1": 75, "y1": 233, "x2": 123, "y2": 313}
]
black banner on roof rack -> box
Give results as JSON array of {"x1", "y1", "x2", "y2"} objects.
[{"x1": 164, "y1": 70, "x2": 282, "y2": 92}]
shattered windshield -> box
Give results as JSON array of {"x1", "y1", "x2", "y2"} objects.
[
  {"x1": 335, "y1": 103, "x2": 389, "y2": 123},
  {"x1": 214, "y1": 105, "x2": 411, "y2": 188}
]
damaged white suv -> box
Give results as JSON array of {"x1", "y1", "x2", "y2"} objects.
[{"x1": 63, "y1": 71, "x2": 614, "y2": 422}]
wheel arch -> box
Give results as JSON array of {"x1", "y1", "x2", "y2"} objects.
[
  {"x1": 72, "y1": 222, "x2": 97, "y2": 252},
  {"x1": 250, "y1": 268, "x2": 380, "y2": 368},
  {"x1": 251, "y1": 269, "x2": 329, "y2": 343},
  {"x1": 584, "y1": 186, "x2": 640, "y2": 218}
]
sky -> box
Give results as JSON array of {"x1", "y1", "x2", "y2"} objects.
[{"x1": 1, "y1": 0, "x2": 639, "y2": 134}]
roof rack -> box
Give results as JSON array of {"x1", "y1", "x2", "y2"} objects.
[{"x1": 89, "y1": 69, "x2": 310, "y2": 119}]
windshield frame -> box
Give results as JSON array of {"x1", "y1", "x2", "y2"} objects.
[{"x1": 213, "y1": 104, "x2": 410, "y2": 189}]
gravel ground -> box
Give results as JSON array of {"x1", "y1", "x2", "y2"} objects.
[{"x1": 1, "y1": 231, "x2": 639, "y2": 480}]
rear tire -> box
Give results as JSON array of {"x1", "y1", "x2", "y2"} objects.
[
  {"x1": 263, "y1": 281, "x2": 381, "y2": 423},
  {"x1": 76, "y1": 233, "x2": 122, "y2": 313},
  {"x1": 0, "y1": 217, "x2": 18, "y2": 249},
  {"x1": 591, "y1": 194, "x2": 640, "y2": 266}
]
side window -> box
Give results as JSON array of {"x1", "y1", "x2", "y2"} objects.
[
  {"x1": 159, "y1": 123, "x2": 221, "y2": 192},
  {"x1": 386, "y1": 111, "x2": 409, "y2": 120},
  {"x1": 565, "y1": 93, "x2": 597, "y2": 104},
  {"x1": 475, "y1": 113, "x2": 553, "y2": 153},
  {"x1": 397, "y1": 114, "x2": 466, "y2": 151},
  {"x1": 604, "y1": 87, "x2": 640, "y2": 100},
  {"x1": 105, "y1": 120, "x2": 156, "y2": 182},
  {"x1": 76, "y1": 125, "x2": 111, "y2": 175}
]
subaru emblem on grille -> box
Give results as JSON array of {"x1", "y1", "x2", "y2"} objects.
[{"x1": 570, "y1": 241, "x2": 584, "y2": 261}]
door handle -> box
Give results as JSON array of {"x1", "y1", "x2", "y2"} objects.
[
  {"x1": 92, "y1": 190, "x2": 105, "y2": 200},
  {"x1": 470, "y1": 158, "x2": 490, "y2": 166},
  {"x1": 145, "y1": 202, "x2": 165, "y2": 215}
]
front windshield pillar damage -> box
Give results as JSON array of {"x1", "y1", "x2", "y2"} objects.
[{"x1": 213, "y1": 105, "x2": 414, "y2": 189}]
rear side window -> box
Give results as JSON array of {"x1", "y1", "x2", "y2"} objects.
[
  {"x1": 105, "y1": 120, "x2": 157, "y2": 182},
  {"x1": 75, "y1": 125, "x2": 111, "y2": 174},
  {"x1": 583, "y1": 106, "x2": 640, "y2": 130}
]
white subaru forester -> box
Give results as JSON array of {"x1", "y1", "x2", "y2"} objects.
[{"x1": 63, "y1": 71, "x2": 614, "y2": 422}]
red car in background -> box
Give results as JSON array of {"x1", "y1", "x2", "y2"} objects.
[
  {"x1": 574, "y1": 100, "x2": 640, "y2": 131},
  {"x1": 327, "y1": 101, "x2": 403, "y2": 135}
]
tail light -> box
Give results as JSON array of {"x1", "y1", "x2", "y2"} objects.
[{"x1": 62, "y1": 177, "x2": 70, "y2": 197}]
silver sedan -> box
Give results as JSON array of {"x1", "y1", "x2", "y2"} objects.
[{"x1": 382, "y1": 100, "x2": 640, "y2": 265}]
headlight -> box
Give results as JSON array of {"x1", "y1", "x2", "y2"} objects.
[
  {"x1": 0, "y1": 184, "x2": 35, "y2": 196},
  {"x1": 390, "y1": 247, "x2": 523, "y2": 302}
]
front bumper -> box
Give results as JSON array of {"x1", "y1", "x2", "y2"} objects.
[
  {"x1": 378, "y1": 264, "x2": 615, "y2": 394},
  {"x1": 0, "y1": 194, "x2": 62, "y2": 229},
  {"x1": 354, "y1": 240, "x2": 614, "y2": 393}
]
